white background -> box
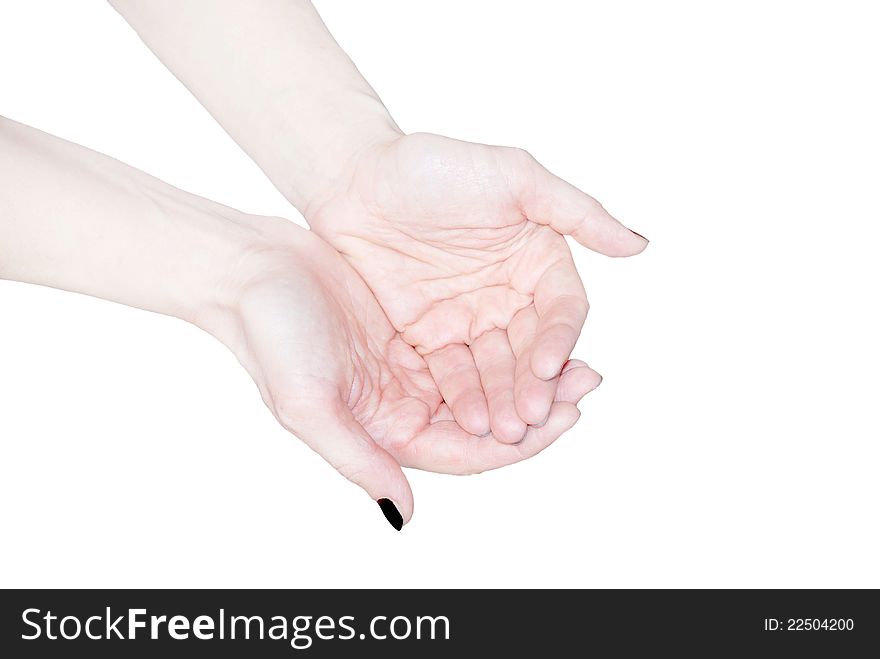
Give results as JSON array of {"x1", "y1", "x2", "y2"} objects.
[{"x1": 1, "y1": 1, "x2": 878, "y2": 588}]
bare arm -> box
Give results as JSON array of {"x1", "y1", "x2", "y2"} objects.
[{"x1": 109, "y1": 0, "x2": 401, "y2": 210}]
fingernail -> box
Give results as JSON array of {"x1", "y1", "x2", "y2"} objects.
[
  {"x1": 630, "y1": 229, "x2": 649, "y2": 242},
  {"x1": 532, "y1": 413, "x2": 550, "y2": 428},
  {"x1": 477, "y1": 430, "x2": 491, "y2": 438},
  {"x1": 596, "y1": 374, "x2": 604, "y2": 387},
  {"x1": 377, "y1": 498, "x2": 403, "y2": 531}
]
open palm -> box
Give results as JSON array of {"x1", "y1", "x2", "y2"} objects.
[
  {"x1": 305, "y1": 133, "x2": 647, "y2": 442},
  {"x1": 227, "y1": 224, "x2": 600, "y2": 526}
]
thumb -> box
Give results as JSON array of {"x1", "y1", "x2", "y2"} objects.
[
  {"x1": 516, "y1": 151, "x2": 649, "y2": 256},
  {"x1": 280, "y1": 396, "x2": 413, "y2": 530}
]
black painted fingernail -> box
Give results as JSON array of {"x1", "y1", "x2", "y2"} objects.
[{"x1": 377, "y1": 498, "x2": 403, "y2": 531}]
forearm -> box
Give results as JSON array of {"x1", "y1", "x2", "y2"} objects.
[
  {"x1": 0, "y1": 116, "x2": 269, "y2": 335},
  {"x1": 109, "y1": 0, "x2": 401, "y2": 212}
]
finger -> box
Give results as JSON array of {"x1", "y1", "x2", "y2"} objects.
[
  {"x1": 471, "y1": 329, "x2": 527, "y2": 443},
  {"x1": 508, "y1": 306, "x2": 557, "y2": 425},
  {"x1": 511, "y1": 402, "x2": 581, "y2": 463},
  {"x1": 424, "y1": 343, "x2": 491, "y2": 436},
  {"x1": 399, "y1": 402, "x2": 580, "y2": 474},
  {"x1": 530, "y1": 256, "x2": 589, "y2": 380},
  {"x1": 516, "y1": 152, "x2": 648, "y2": 256},
  {"x1": 279, "y1": 396, "x2": 413, "y2": 530},
  {"x1": 555, "y1": 359, "x2": 603, "y2": 403}
]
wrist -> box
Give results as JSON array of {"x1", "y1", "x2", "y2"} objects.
[
  {"x1": 184, "y1": 211, "x2": 294, "y2": 340},
  {"x1": 276, "y1": 96, "x2": 403, "y2": 217}
]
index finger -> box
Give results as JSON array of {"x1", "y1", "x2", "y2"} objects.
[{"x1": 529, "y1": 256, "x2": 588, "y2": 380}]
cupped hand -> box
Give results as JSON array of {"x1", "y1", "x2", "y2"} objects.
[
  {"x1": 304, "y1": 133, "x2": 647, "y2": 442},
  {"x1": 218, "y1": 222, "x2": 602, "y2": 527}
]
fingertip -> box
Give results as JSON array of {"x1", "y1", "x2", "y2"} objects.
[
  {"x1": 453, "y1": 395, "x2": 491, "y2": 437},
  {"x1": 373, "y1": 458, "x2": 414, "y2": 526},
  {"x1": 377, "y1": 498, "x2": 405, "y2": 531},
  {"x1": 566, "y1": 206, "x2": 650, "y2": 257},
  {"x1": 630, "y1": 228, "x2": 650, "y2": 244},
  {"x1": 530, "y1": 335, "x2": 572, "y2": 381},
  {"x1": 627, "y1": 230, "x2": 650, "y2": 255},
  {"x1": 610, "y1": 228, "x2": 649, "y2": 257},
  {"x1": 530, "y1": 327, "x2": 580, "y2": 381},
  {"x1": 556, "y1": 362, "x2": 603, "y2": 403},
  {"x1": 530, "y1": 346, "x2": 564, "y2": 380},
  {"x1": 302, "y1": 404, "x2": 414, "y2": 530},
  {"x1": 515, "y1": 386, "x2": 553, "y2": 426},
  {"x1": 490, "y1": 409, "x2": 529, "y2": 444}
]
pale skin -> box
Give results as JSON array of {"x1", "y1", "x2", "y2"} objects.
[
  {"x1": 3, "y1": 2, "x2": 646, "y2": 529},
  {"x1": 0, "y1": 117, "x2": 600, "y2": 526},
  {"x1": 110, "y1": 0, "x2": 648, "y2": 445}
]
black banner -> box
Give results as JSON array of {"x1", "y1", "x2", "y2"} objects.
[{"x1": 1, "y1": 589, "x2": 875, "y2": 656}]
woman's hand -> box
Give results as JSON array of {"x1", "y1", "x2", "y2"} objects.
[
  {"x1": 104, "y1": 1, "x2": 641, "y2": 526},
  {"x1": 110, "y1": 0, "x2": 648, "y2": 447},
  {"x1": 303, "y1": 133, "x2": 646, "y2": 442},
  {"x1": 1, "y1": 117, "x2": 600, "y2": 529},
  {"x1": 213, "y1": 221, "x2": 603, "y2": 528}
]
